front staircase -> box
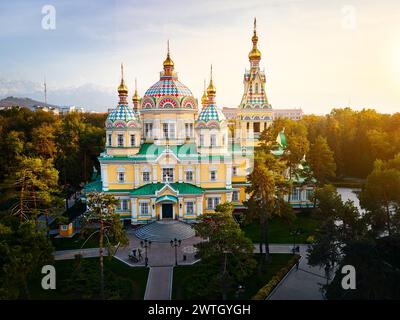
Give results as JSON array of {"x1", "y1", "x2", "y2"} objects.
[{"x1": 134, "y1": 220, "x2": 195, "y2": 242}]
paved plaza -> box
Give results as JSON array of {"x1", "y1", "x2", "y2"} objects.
[{"x1": 53, "y1": 224, "x2": 329, "y2": 300}]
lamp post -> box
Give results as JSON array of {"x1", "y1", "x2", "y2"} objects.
[
  {"x1": 140, "y1": 239, "x2": 151, "y2": 267},
  {"x1": 290, "y1": 228, "x2": 301, "y2": 254},
  {"x1": 170, "y1": 238, "x2": 182, "y2": 266}
]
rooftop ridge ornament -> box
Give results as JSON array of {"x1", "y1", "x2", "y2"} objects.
[
  {"x1": 207, "y1": 64, "x2": 216, "y2": 101},
  {"x1": 163, "y1": 40, "x2": 174, "y2": 75},
  {"x1": 118, "y1": 63, "x2": 128, "y2": 104}
]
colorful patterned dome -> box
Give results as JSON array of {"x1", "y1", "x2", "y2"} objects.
[
  {"x1": 144, "y1": 78, "x2": 193, "y2": 98},
  {"x1": 106, "y1": 104, "x2": 140, "y2": 128},
  {"x1": 142, "y1": 47, "x2": 197, "y2": 111},
  {"x1": 196, "y1": 104, "x2": 226, "y2": 128}
]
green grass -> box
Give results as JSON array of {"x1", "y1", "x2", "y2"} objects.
[
  {"x1": 29, "y1": 257, "x2": 148, "y2": 300},
  {"x1": 172, "y1": 253, "x2": 293, "y2": 300},
  {"x1": 51, "y1": 231, "x2": 118, "y2": 251},
  {"x1": 241, "y1": 213, "x2": 320, "y2": 244}
]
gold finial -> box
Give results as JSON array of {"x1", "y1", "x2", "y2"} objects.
[
  {"x1": 249, "y1": 17, "x2": 261, "y2": 62},
  {"x1": 201, "y1": 79, "x2": 208, "y2": 106},
  {"x1": 163, "y1": 39, "x2": 174, "y2": 69},
  {"x1": 132, "y1": 78, "x2": 140, "y2": 103},
  {"x1": 207, "y1": 65, "x2": 216, "y2": 96},
  {"x1": 118, "y1": 63, "x2": 128, "y2": 95}
]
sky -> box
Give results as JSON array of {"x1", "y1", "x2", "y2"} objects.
[{"x1": 0, "y1": 0, "x2": 400, "y2": 114}]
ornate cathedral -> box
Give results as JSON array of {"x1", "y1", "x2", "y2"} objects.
[{"x1": 84, "y1": 19, "x2": 313, "y2": 224}]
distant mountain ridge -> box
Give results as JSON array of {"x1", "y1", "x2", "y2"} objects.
[{"x1": 0, "y1": 96, "x2": 61, "y2": 110}]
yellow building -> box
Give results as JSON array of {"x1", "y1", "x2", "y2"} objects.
[{"x1": 84, "y1": 20, "x2": 312, "y2": 224}]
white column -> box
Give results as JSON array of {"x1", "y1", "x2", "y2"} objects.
[
  {"x1": 179, "y1": 165, "x2": 183, "y2": 183},
  {"x1": 226, "y1": 192, "x2": 232, "y2": 202},
  {"x1": 152, "y1": 164, "x2": 157, "y2": 183},
  {"x1": 249, "y1": 122, "x2": 254, "y2": 139},
  {"x1": 131, "y1": 198, "x2": 137, "y2": 222},
  {"x1": 226, "y1": 164, "x2": 232, "y2": 189},
  {"x1": 178, "y1": 197, "x2": 183, "y2": 218},
  {"x1": 134, "y1": 165, "x2": 139, "y2": 188},
  {"x1": 151, "y1": 198, "x2": 156, "y2": 219},
  {"x1": 101, "y1": 163, "x2": 108, "y2": 191},
  {"x1": 197, "y1": 196, "x2": 203, "y2": 216},
  {"x1": 196, "y1": 165, "x2": 200, "y2": 186}
]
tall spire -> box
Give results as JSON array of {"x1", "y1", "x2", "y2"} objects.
[
  {"x1": 207, "y1": 65, "x2": 216, "y2": 103},
  {"x1": 118, "y1": 63, "x2": 128, "y2": 104},
  {"x1": 248, "y1": 17, "x2": 261, "y2": 65},
  {"x1": 43, "y1": 76, "x2": 47, "y2": 105},
  {"x1": 132, "y1": 77, "x2": 140, "y2": 110},
  {"x1": 163, "y1": 40, "x2": 174, "y2": 76}
]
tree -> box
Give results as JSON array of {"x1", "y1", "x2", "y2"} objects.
[
  {"x1": 30, "y1": 123, "x2": 59, "y2": 160},
  {"x1": 82, "y1": 192, "x2": 128, "y2": 299},
  {"x1": 0, "y1": 217, "x2": 54, "y2": 299},
  {"x1": 3, "y1": 157, "x2": 62, "y2": 237},
  {"x1": 307, "y1": 135, "x2": 336, "y2": 186},
  {"x1": 359, "y1": 160, "x2": 400, "y2": 237},
  {"x1": 308, "y1": 185, "x2": 365, "y2": 283},
  {"x1": 194, "y1": 203, "x2": 256, "y2": 300},
  {"x1": 247, "y1": 127, "x2": 292, "y2": 264}
]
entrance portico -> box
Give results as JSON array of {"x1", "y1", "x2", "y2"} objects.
[{"x1": 156, "y1": 194, "x2": 177, "y2": 220}]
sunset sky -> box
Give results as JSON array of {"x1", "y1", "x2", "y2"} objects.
[{"x1": 1, "y1": 0, "x2": 400, "y2": 114}]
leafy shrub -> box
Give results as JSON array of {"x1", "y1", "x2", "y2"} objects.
[{"x1": 252, "y1": 255, "x2": 300, "y2": 300}]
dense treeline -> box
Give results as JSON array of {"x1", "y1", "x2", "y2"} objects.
[
  {"x1": 300, "y1": 108, "x2": 400, "y2": 179},
  {"x1": 0, "y1": 107, "x2": 106, "y2": 209}
]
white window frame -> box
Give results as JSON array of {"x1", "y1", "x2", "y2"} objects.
[
  {"x1": 142, "y1": 171, "x2": 150, "y2": 182},
  {"x1": 210, "y1": 171, "x2": 216, "y2": 181},
  {"x1": 107, "y1": 133, "x2": 112, "y2": 146},
  {"x1": 140, "y1": 202, "x2": 149, "y2": 215},
  {"x1": 185, "y1": 171, "x2": 193, "y2": 182},
  {"x1": 232, "y1": 191, "x2": 239, "y2": 202},
  {"x1": 118, "y1": 172, "x2": 125, "y2": 183},
  {"x1": 186, "y1": 201, "x2": 194, "y2": 215},
  {"x1": 162, "y1": 167, "x2": 174, "y2": 182},
  {"x1": 145, "y1": 123, "x2": 153, "y2": 138},
  {"x1": 210, "y1": 134, "x2": 217, "y2": 147},
  {"x1": 232, "y1": 166, "x2": 238, "y2": 176},
  {"x1": 117, "y1": 133, "x2": 124, "y2": 147}
]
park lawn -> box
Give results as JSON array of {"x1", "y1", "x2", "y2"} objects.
[
  {"x1": 51, "y1": 233, "x2": 102, "y2": 250},
  {"x1": 241, "y1": 213, "x2": 320, "y2": 244},
  {"x1": 29, "y1": 257, "x2": 149, "y2": 300},
  {"x1": 172, "y1": 253, "x2": 293, "y2": 300},
  {"x1": 51, "y1": 232, "x2": 119, "y2": 251}
]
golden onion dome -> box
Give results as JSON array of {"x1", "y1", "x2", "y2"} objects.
[
  {"x1": 163, "y1": 40, "x2": 174, "y2": 68},
  {"x1": 207, "y1": 79, "x2": 216, "y2": 96},
  {"x1": 163, "y1": 54, "x2": 174, "y2": 68},
  {"x1": 201, "y1": 79, "x2": 208, "y2": 105},
  {"x1": 118, "y1": 80, "x2": 128, "y2": 95},
  {"x1": 118, "y1": 63, "x2": 128, "y2": 95},
  {"x1": 132, "y1": 78, "x2": 140, "y2": 103},
  {"x1": 206, "y1": 65, "x2": 216, "y2": 96},
  {"x1": 249, "y1": 18, "x2": 261, "y2": 61},
  {"x1": 201, "y1": 91, "x2": 208, "y2": 105}
]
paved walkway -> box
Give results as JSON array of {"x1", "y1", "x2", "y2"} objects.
[
  {"x1": 144, "y1": 266, "x2": 173, "y2": 300},
  {"x1": 260, "y1": 244, "x2": 329, "y2": 300},
  {"x1": 53, "y1": 235, "x2": 330, "y2": 300}
]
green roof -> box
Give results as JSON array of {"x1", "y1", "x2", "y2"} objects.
[
  {"x1": 156, "y1": 195, "x2": 178, "y2": 203},
  {"x1": 137, "y1": 143, "x2": 198, "y2": 156},
  {"x1": 84, "y1": 179, "x2": 102, "y2": 192},
  {"x1": 130, "y1": 182, "x2": 204, "y2": 196}
]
